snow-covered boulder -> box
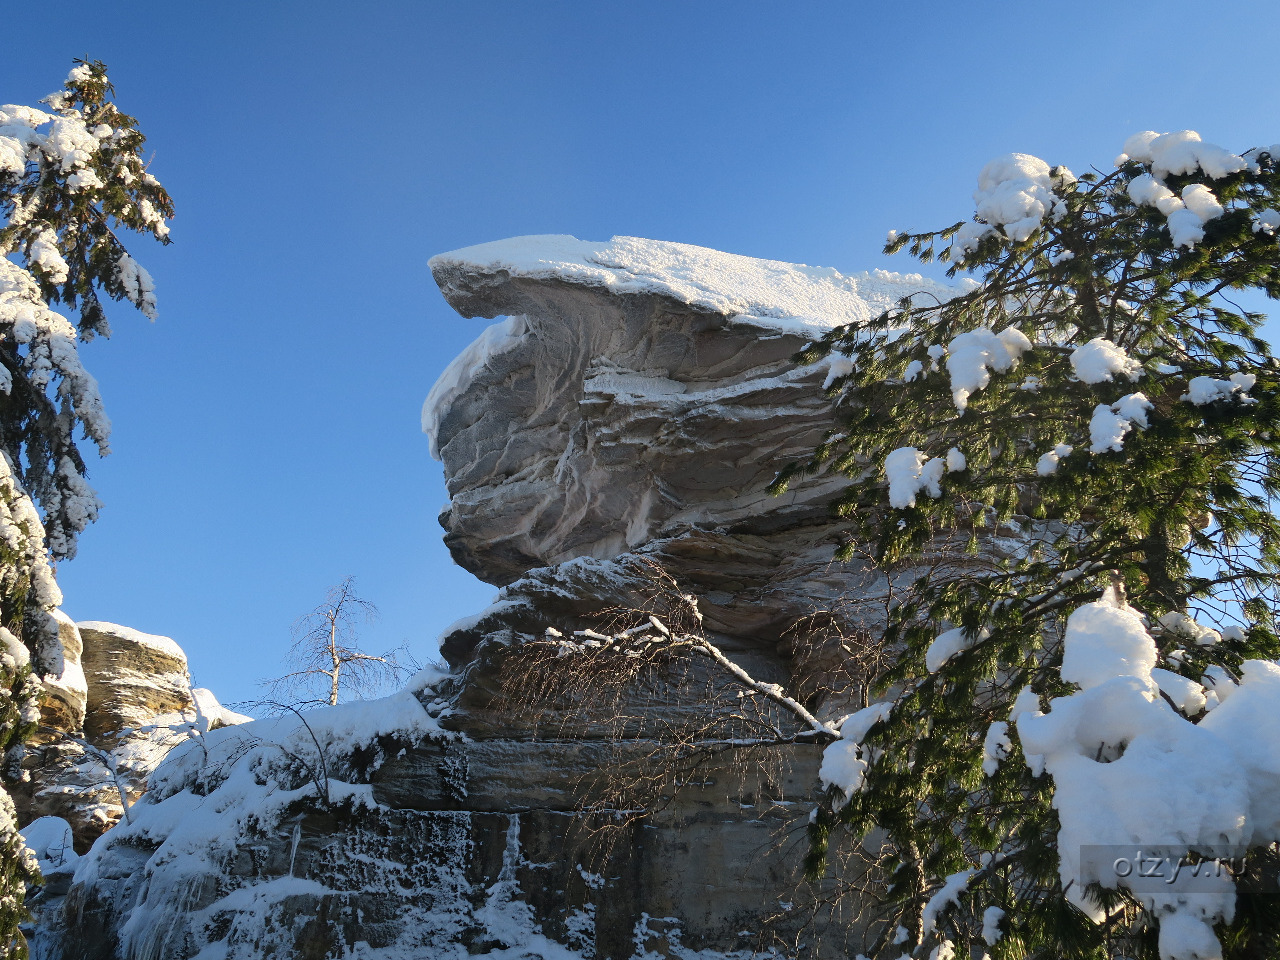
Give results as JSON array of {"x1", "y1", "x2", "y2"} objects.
[{"x1": 428, "y1": 236, "x2": 968, "y2": 682}]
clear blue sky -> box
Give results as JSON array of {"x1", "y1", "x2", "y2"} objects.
[{"x1": 3, "y1": 1, "x2": 1279, "y2": 708}]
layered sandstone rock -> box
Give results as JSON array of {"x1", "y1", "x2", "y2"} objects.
[
  {"x1": 16, "y1": 620, "x2": 244, "y2": 853},
  {"x1": 46, "y1": 236, "x2": 967, "y2": 959},
  {"x1": 37, "y1": 612, "x2": 88, "y2": 736},
  {"x1": 78, "y1": 622, "x2": 193, "y2": 741}
]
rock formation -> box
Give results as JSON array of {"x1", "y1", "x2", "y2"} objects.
[
  {"x1": 15, "y1": 618, "x2": 245, "y2": 853},
  {"x1": 78, "y1": 621, "x2": 193, "y2": 742},
  {"x1": 43, "y1": 236, "x2": 965, "y2": 960}
]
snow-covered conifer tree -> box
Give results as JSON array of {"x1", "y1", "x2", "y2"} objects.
[
  {"x1": 0, "y1": 62, "x2": 171, "y2": 954},
  {"x1": 775, "y1": 133, "x2": 1280, "y2": 959}
]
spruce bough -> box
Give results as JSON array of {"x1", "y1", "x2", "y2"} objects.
[{"x1": 775, "y1": 134, "x2": 1280, "y2": 959}]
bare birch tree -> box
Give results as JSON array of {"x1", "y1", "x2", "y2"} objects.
[{"x1": 265, "y1": 577, "x2": 409, "y2": 707}]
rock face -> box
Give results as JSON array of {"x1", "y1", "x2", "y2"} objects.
[
  {"x1": 428, "y1": 237, "x2": 952, "y2": 674},
  {"x1": 47, "y1": 236, "x2": 963, "y2": 959},
  {"x1": 78, "y1": 621, "x2": 193, "y2": 742},
  {"x1": 16, "y1": 619, "x2": 241, "y2": 853},
  {"x1": 37, "y1": 612, "x2": 88, "y2": 736}
]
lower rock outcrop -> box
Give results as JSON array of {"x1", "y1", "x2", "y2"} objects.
[
  {"x1": 16, "y1": 619, "x2": 245, "y2": 853},
  {"x1": 49, "y1": 671, "x2": 853, "y2": 960}
]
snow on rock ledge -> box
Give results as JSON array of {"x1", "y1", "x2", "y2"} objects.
[
  {"x1": 427, "y1": 234, "x2": 947, "y2": 338},
  {"x1": 426, "y1": 234, "x2": 953, "y2": 595}
]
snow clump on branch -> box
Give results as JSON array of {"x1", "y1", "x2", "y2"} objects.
[
  {"x1": 884, "y1": 446, "x2": 946, "y2": 509},
  {"x1": 949, "y1": 154, "x2": 1064, "y2": 260},
  {"x1": 1070, "y1": 337, "x2": 1143, "y2": 384},
  {"x1": 819, "y1": 701, "x2": 893, "y2": 800},
  {"x1": 1117, "y1": 130, "x2": 1248, "y2": 182},
  {"x1": 1089, "y1": 393, "x2": 1153, "y2": 454},
  {"x1": 943, "y1": 326, "x2": 1032, "y2": 413},
  {"x1": 946, "y1": 130, "x2": 1249, "y2": 263},
  {"x1": 1016, "y1": 588, "x2": 1280, "y2": 960},
  {"x1": 1118, "y1": 131, "x2": 1247, "y2": 249},
  {"x1": 1183, "y1": 373, "x2": 1257, "y2": 406}
]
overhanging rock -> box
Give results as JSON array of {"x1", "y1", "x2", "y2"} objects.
[{"x1": 427, "y1": 235, "x2": 956, "y2": 675}]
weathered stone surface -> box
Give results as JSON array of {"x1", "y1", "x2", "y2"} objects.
[
  {"x1": 423, "y1": 237, "x2": 964, "y2": 729},
  {"x1": 50, "y1": 707, "x2": 846, "y2": 960},
  {"x1": 15, "y1": 621, "x2": 194, "y2": 852},
  {"x1": 78, "y1": 621, "x2": 192, "y2": 741},
  {"x1": 37, "y1": 611, "x2": 87, "y2": 736}
]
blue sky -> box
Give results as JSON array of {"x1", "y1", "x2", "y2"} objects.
[{"x1": 3, "y1": 1, "x2": 1279, "y2": 708}]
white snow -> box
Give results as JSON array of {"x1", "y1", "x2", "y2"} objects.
[
  {"x1": 192, "y1": 687, "x2": 253, "y2": 728},
  {"x1": 820, "y1": 702, "x2": 894, "y2": 799},
  {"x1": 925, "y1": 625, "x2": 988, "y2": 673},
  {"x1": 947, "y1": 153, "x2": 1075, "y2": 261},
  {"x1": 1180, "y1": 183, "x2": 1224, "y2": 223},
  {"x1": 981, "y1": 721, "x2": 1012, "y2": 775},
  {"x1": 1058, "y1": 596, "x2": 1157, "y2": 690},
  {"x1": 1251, "y1": 209, "x2": 1280, "y2": 235},
  {"x1": 944, "y1": 327, "x2": 1031, "y2": 412},
  {"x1": 1119, "y1": 130, "x2": 1247, "y2": 181},
  {"x1": 20, "y1": 815, "x2": 78, "y2": 875},
  {"x1": 0, "y1": 135, "x2": 26, "y2": 178},
  {"x1": 1158, "y1": 611, "x2": 1222, "y2": 648},
  {"x1": 431, "y1": 235, "x2": 954, "y2": 339},
  {"x1": 922, "y1": 869, "x2": 973, "y2": 934},
  {"x1": 981, "y1": 906, "x2": 1005, "y2": 945},
  {"x1": 1089, "y1": 394, "x2": 1152, "y2": 454},
  {"x1": 1015, "y1": 588, "x2": 1280, "y2": 959},
  {"x1": 73, "y1": 685, "x2": 452, "y2": 958},
  {"x1": 1128, "y1": 174, "x2": 1177, "y2": 210},
  {"x1": 837, "y1": 701, "x2": 894, "y2": 745},
  {"x1": 1010, "y1": 686, "x2": 1042, "y2": 724},
  {"x1": 1113, "y1": 392, "x2": 1153, "y2": 429},
  {"x1": 823, "y1": 355, "x2": 855, "y2": 389},
  {"x1": 1036, "y1": 443, "x2": 1073, "y2": 476},
  {"x1": 29, "y1": 229, "x2": 69, "y2": 284},
  {"x1": 115, "y1": 254, "x2": 157, "y2": 320},
  {"x1": 1150, "y1": 668, "x2": 1207, "y2": 715},
  {"x1": 0, "y1": 626, "x2": 28, "y2": 671},
  {"x1": 0, "y1": 256, "x2": 113, "y2": 456},
  {"x1": 1202, "y1": 666, "x2": 1237, "y2": 710},
  {"x1": 1166, "y1": 208, "x2": 1206, "y2": 249},
  {"x1": 1199, "y1": 659, "x2": 1280, "y2": 842},
  {"x1": 1183, "y1": 373, "x2": 1256, "y2": 406},
  {"x1": 971, "y1": 154, "x2": 1053, "y2": 243},
  {"x1": 1117, "y1": 132, "x2": 1246, "y2": 249},
  {"x1": 422, "y1": 314, "x2": 528, "y2": 459},
  {"x1": 1070, "y1": 338, "x2": 1142, "y2": 384},
  {"x1": 818, "y1": 739, "x2": 868, "y2": 800},
  {"x1": 884, "y1": 447, "x2": 946, "y2": 509}
]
